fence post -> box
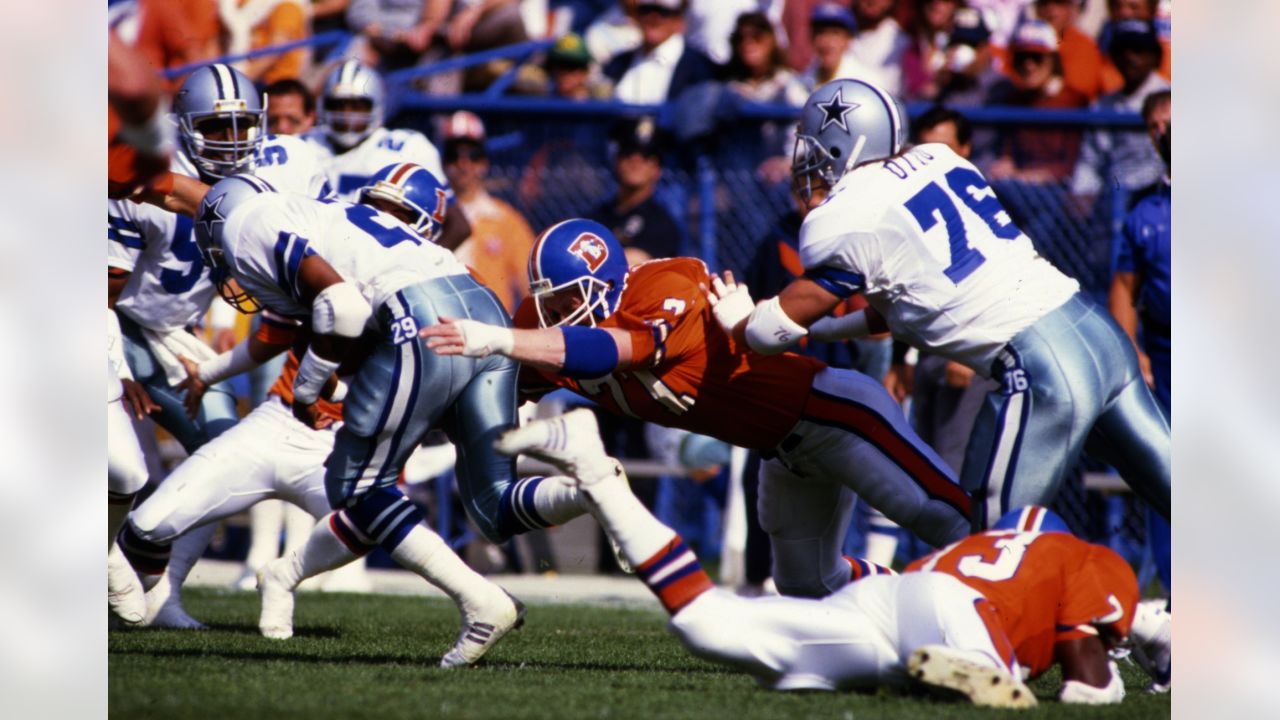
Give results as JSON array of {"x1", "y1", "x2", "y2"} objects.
[{"x1": 697, "y1": 154, "x2": 718, "y2": 273}]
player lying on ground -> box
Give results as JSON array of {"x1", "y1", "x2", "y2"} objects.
[
  {"x1": 715, "y1": 77, "x2": 1170, "y2": 532},
  {"x1": 420, "y1": 218, "x2": 971, "y2": 599},
  {"x1": 497, "y1": 409, "x2": 1172, "y2": 704}
]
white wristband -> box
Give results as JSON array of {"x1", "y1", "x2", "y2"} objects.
[
  {"x1": 743, "y1": 296, "x2": 808, "y2": 355},
  {"x1": 197, "y1": 340, "x2": 257, "y2": 384},
  {"x1": 327, "y1": 377, "x2": 349, "y2": 403},
  {"x1": 809, "y1": 310, "x2": 871, "y2": 342},
  {"x1": 457, "y1": 320, "x2": 515, "y2": 358},
  {"x1": 313, "y1": 282, "x2": 372, "y2": 338},
  {"x1": 294, "y1": 347, "x2": 340, "y2": 405}
]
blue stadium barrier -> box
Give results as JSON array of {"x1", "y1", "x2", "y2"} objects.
[{"x1": 160, "y1": 30, "x2": 353, "y2": 80}]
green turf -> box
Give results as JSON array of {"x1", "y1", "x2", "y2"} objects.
[{"x1": 110, "y1": 589, "x2": 1170, "y2": 720}]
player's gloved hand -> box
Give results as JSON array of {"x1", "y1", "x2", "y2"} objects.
[
  {"x1": 420, "y1": 317, "x2": 514, "y2": 358},
  {"x1": 706, "y1": 270, "x2": 754, "y2": 333}
]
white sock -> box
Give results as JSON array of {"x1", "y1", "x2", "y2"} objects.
[
  {"x1": 531, "y1": 475, "x2": 587, "y2": 526},
  {"x1": 584, "y1": 465, "x2": 676, "y2": 568},
  {"x1": 276, "y1": 515, "x2": 359, "y2": 590},
  {"x1": 389, "y1": 524, "x2": 500, "y2": 617},
  {"x1": 863, "y1": 531, "x2": 899, "y2": 568},
  {"x1": 165, "y1": 522, "x2": 218, "y2": 603},
  {"x1": 282, "y1": 503, "x2": 315, "y2": 555},
  {"x1": 244, "y1": 500, "x2": 285, "y2": 571}
]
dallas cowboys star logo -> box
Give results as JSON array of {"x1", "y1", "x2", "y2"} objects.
[
  {"x1": 197, "y1": 193, "x2": 227, "y2": 239},
  {"x1": 817, "y1": 89, "x2": 859, "y2": 132}
]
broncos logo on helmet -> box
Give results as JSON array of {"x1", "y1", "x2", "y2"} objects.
[
  {"x1": 357, "y1": 162, "x2": 450, "y2": 243},
  {"x1": 528, "y1": 219, "x2": 628, "y2": 328}
]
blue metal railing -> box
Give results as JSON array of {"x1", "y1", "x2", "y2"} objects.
[{"x1": 160, "y1": 30, "x2": 353, "y2": 80}]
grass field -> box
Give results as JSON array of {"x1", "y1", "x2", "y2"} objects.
[{"x1": 110, "y1": 588, "x2": 1170, "y2": 720}]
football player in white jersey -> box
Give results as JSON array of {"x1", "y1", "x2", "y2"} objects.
[
  {"x1": 715, "y1": 78, "x2": 1170, "y2": 532},
  {"x1": 108, "y1": 63, "x2": 333, "y2": 628},
  {"x1": 308, "y1": 59, "x2": 470, "y2": 249},
  {"x1": 187, "y1": 174, "x2": 592, "y2": 666}
]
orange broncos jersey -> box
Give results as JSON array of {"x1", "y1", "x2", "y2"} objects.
[
  {"x1": 907, "y1": 531, "x2": 1139, "y2": 678},
  {"x1": 515, "y1": 258, "x2": 826, "y2": 449},
  {"x1": 108, "y1": 105, "x2": 174, "y2": 200},
  {"x1": 255, "y1": 313, "x2": 344, "y2": 425}
]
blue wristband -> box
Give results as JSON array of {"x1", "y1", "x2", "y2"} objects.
[{"x1": 560, "y1": 326, "x2": 619, "y2": 378}]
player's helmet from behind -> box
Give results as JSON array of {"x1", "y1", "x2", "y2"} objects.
[
  {"x1": 793, "y1": 78, "x2": 909, "y2": 201},
  {"x1": 318, "y1": 59, "x2": 385, "y2": 150},
  {"x1": 357, "y1": 163, "x2": 449, "y2": 243},
  {"x1": 193, "y1": 174, "x2": 278, "y2": 313},
  {"x1": 528, "y1": 219, "x2": 628, "y2": 328},
  {"x1": 174, "y1": 63, "x2": 266, "y2": 180},
  {"x1": 992, "y1": 505, "x2": 1072, "y2": 534}
]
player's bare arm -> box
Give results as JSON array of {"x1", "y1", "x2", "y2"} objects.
[
  {"x1": 291, "y1": 255, "x2": 369, "y2": 427},
  {"x1": 1108, "y1": 270, "x2": 1154, "y2": 387},
  {"x1": 436, "y1": 208, "x2": 472, "y2": 251},
  {"x1": 177, "y1": 335, "x2": 294, "y2": 419},
  {"x1": 1054, "y1": 635, "x2": 1125, "y2": 704},
  {"x1": 420, "y1": 319, "x2": 636, "y2": 375}
]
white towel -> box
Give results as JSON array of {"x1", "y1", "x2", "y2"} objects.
[{"x1": 140, "y1": 326, "x2": 220, "y2": 387}]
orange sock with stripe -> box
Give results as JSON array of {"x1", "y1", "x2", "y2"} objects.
[{"x1": 636, "y1": 537, "x2": 715, "y2": 615}]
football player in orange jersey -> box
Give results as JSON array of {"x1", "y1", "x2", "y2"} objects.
[
  {"x1": 497, "y1": 409, "x2": 1172, "y2": 705},
  {"x1": 420, "y1": 218, "x2": 973, "y2": 599}
]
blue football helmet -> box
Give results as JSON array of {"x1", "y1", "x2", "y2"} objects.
[
  {"x1": 318, "y1": 59, "x2": 385, "y2": 150},
  {"x1": 357, "y1": 163, "x2": 450, "y2": 242},
  {"x1": 528, "y1": 219, "x2": 628, "y2": 328},
  {"x1": 174, "y1": 63, "x2": 266, "y2": 180},
  {"x1": 992, "y1": 505, "x2": 1072, "y2": 534},
  {"x1": 193, "y1": 174, "x2": 278, "y2": 313},
  {"x1": 793, "y1": 78, "x2": 909, "y2": 202}
]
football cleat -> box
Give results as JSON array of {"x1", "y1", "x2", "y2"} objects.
[
  {"x1": 144, "y1": 573, "x2": 208, "y2": 630},
  {"x1": 495, "y1": 409, "x2": 614, "y2": 484},
  {"x1": 440, "y1": 591, "x2": 526, "y2": 668},
  {"x1": 108, "y1": 543, "x2": 146, "y2": 626},
  {"x1": 908, "y1": 645, "x2": 1037, "y2": 709},
  {"x1": 1128, "y1": 598, "x2": 1171, "y2": 692},
  {"x1": 257, "y1": 559, "x2": 297, "y2": 640}
]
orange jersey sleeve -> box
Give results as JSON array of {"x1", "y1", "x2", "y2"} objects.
[
  {"x1": 907, "y1": 531, "x2": 1139, "y2": 678},
  {"x1": 515, "y1": 259, "x2": 824, "y2": 449}
]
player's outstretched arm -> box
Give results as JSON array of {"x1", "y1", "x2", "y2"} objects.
[
  {"x1": 722, "y1": 275, "x2": 843, "y2": 355},
  {"x1": 420, "y1": 319, "x2": 635, "y2": 377},
  {"x1": 1055, "y1": 636, "x2": 1125, "y2": 704}
]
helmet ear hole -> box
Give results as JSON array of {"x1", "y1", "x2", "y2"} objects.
[{"x1": 830, "y1": 147, "x2": 842, "y2": 158}]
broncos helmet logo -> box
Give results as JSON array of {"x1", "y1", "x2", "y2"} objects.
[{"x1": 567, "y1": 233, "x2": 610, "y2": 273}]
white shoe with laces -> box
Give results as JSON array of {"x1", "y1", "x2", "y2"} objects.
[
  {"x1": 439, "y1": 591, "x2": 526, "y2": 669},
  {"x1": 108, "y1": 543, "x2": 146, "y2": 626},
  {"x1": 257, "y1": 558, "x2": 296, "y2": 640},
  {"x1": 908, "y1": 645, "x2": 1037, "y2": 708},
  {"x1": 1129, "y1": 598, "x2": 1171, "y2": 693}
]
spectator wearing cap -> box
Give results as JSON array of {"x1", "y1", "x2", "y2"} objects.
[
  {"x1": 986, "y1": 19, "x2": 1088, "y2": 182},
  {"x1": 588, "y1": 118, "x2": 683, "y2": 266},
  {"x1": 441, "y1": 111, "x2": 537, "y2": 313},
  {"x1": 604, "y1": 0, "x2": 720, "y2": 105},
  {"x1": 1031, "y1": 0, "x2": 1106, "y2": 102},
  {"x1": 1098, "y1": 0, "x2": 1170, "y2": 91},
  {"x1": 901, "y1": 0, "x2": 961, "y2": 102},
  {"x1": 1069, "y1": 18, "x2": 1168, "y2": 199},
  {"x1": 800, "y1": 3, "x2": 875, "y2": 90},
  {"x1": 544, "y1": 32, "x2": 612, "y2": 100},
  {"x1": 848, "y1": 0, "x2": 912, "y2": 95}
]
